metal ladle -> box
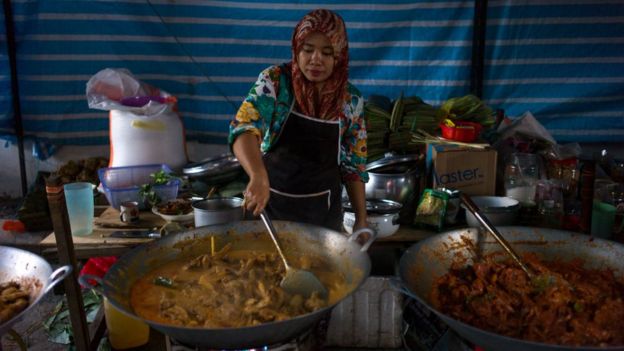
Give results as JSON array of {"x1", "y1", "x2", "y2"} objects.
[
  {"x1": 460, "y1": 193, "x2": 533, "y2": 278},
  {"x1": 460, "y1": 193, "x2": 577, "y2": 292},
  {"x1": 259, "y1": 211, "x2": 329, "y2": 299}
]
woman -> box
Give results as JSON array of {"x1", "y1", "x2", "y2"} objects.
[{"x1": 228, "y1": 9, "x2": 368, "y2": 233}]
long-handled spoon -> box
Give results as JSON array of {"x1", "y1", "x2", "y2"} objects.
[{"x1": 259, "y1": 210, "x2": 329, "y2": 299}]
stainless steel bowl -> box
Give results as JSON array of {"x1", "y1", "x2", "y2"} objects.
[
  {"x1": 461, "y1": 196, "x2": 520, "y2": 227},
  {"x1": 192, "y1": 197, "x2": 244, "y2": 227}
]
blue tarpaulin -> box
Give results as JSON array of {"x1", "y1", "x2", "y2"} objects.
[{"x1": 0, "y1": 0, "x2": 622, "y2": 146}]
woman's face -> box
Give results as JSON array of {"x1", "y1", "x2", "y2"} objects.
[{"x1": 297, "y1": 32, "x2": 335, "y2": 87}]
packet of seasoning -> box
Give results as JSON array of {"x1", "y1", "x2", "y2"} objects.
[
  {"x1": 414, "y1": 188, "x2": 449, "y2": 231},
  {"x1": 439, "y1": 188, "x2": 460, "y2": 225}
]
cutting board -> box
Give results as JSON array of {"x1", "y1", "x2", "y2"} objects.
[{"x1": 94, "y1": 207, "x2": 166, "y2": 229}]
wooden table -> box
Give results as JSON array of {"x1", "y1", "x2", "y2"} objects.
[
  {"x1": 40, "y1": 206, "x2": 441, "y2": 259},
  {"x1": 39, "y1": 206, "x2": 166, "y2": 259}
]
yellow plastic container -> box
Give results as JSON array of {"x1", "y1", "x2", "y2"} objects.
[{"x1": 103, "y1": 298, "x2": 150, "y2": 349}]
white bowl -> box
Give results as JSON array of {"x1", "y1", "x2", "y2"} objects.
[
  {"x1": 152, "y1": 202, "x2": 194, "y2": 223},
  {"x1": 461, "y1": 196, "x2": 520, "y2": 227}
]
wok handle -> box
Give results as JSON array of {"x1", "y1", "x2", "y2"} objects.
[
  {"x1": 78, "y1": 274, "x2": 105, "y2": 295},
  {"x1": 43, "y1": 265, "x2": 72, "y2": 295},
  {"x1": 392, "y1": 214, "x2": 400, "y2": 225},
  {"x1": 388, "y1": 277, "x2": 419, "y2": 300},
  {"x1": 349, "y1": 227, "x2": 376, "y2": 252}
]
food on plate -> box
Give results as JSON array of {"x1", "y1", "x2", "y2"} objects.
[
  {"x1": 156, "y1": 199, "x2": 192, "y2": 216},
  {"x1": 0, "y1": 281, "x2": 30, "y2": 324},
  {"x1": 430, "y1": 252, "x2": 624, "y2": 346},
  {"x1": 130, "y1": 243, "x2": 347, "y2": 328}
]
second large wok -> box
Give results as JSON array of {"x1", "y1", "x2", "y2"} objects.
[
  {"x1": 0, "y1": 246, "x2": 71, "y2": 335},
  {"x1": 398, "y1": 226, "x2": 624, "y2": 351},
  {"x1": 86, "y1": 220, "x2": 372, "y2": 349}
]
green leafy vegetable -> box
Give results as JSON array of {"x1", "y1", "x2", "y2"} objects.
[
  {"x1": 44, "y1": 290, "x2": 102, "y2": 345},
  {"x1": 532, "y1": 274, "x2": 555, "y2": 293},
  {"x1": 573, "y1": 301, "x2": 584, "y2": 312},
  {"x1": 138, "y1": 170, "x2": 182, "y2": 208}
]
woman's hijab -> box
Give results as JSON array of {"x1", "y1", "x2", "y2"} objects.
[{"x1": 290, "y1": 9, "x2": 349, "y2": 120}]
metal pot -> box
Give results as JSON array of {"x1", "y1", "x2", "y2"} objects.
[
  {"x1": 398, "y1": 226, "x2": 624, "y2": 351},
  {"x1": 182, "y1": 154, "x2": 244, "y2": 186},
  {"x1": 0, "y1": 246, "x2": 72, "y2": 335},
  {"x1": 81, "y1": 220, "x2": 374, "y2": 349},
  {"x1": 365, "y1": 153, "x2": 421, "y2": 224},
  {"x1": 343, "y1": 199, "x2": 402, "y2": 238},
  {"x1": 192, "y1": 197, "x2": 244, "y2": 227}
]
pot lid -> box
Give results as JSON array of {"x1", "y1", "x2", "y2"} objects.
[
  {"x1": 182, "y1": 154, "x2": 242, "y2": 177},
  {"x1": 343, "y1": 199, "x2": 402, "y2": 214},
  {"x1": 366, "y1": 152, "x2": 420, "y2": 172}
]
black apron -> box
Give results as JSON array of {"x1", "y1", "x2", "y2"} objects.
[{"x1": 264, "y1": 106, "x2": 343, "y2": 231}]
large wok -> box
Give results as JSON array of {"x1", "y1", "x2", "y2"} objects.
[
  {"x1": 398, "y1": 226, "x2": 624, "y2": 351},
  {"x1": 83, "y1": 220, "x2": 373, "y2": 349},
  {"x1": 0, "y1": 246, "x2": 72, "y2": 335}
]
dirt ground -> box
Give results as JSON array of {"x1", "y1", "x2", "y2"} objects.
[{"x1": 0, "y1": 196, "x2": 21, "y2": 219}]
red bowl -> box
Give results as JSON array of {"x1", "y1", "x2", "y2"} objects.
[{"x1": 440, "y1": 121, "x2": 482, "y2": 142}]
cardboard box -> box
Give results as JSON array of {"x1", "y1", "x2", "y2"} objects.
[{"x1": 427, "y1": 144, "x2": 497, "y2": 195}]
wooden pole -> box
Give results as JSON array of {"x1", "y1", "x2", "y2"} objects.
[
  {"x1": 470, "y1": 0, "x2": 488, "y2": 98},
  {"x1": 2, "y1": 0, "x2": 28, "y2": 197},
  {"x1": 45, "y1": 175, "x2": 91, "y2": 351}
]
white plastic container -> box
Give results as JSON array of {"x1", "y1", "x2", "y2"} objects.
[
  {"x1": 109, "y1": 109, "x2": 188, "y2": 171},
  {"x1": 325, "y1": 277, "x2": 404, "y2": 348}
]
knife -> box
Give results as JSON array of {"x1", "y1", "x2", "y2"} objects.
[{"x1": 108, "y1": 230, "x2": 161, "y2": 239}]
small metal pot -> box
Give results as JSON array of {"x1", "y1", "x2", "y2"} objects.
[
  {"x1": 343, "y1": 199, "x2": 402, "y2": 238},
  {"x1": 192, "y1": 197, "x2": 244, "y2": 227},
  {"x1": 365, "y1": 153, "x2": 421, "y2": 224}
]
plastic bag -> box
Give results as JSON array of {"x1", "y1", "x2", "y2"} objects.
[
  {"x1": 495, "y1": 111, "x2": 556, "y2": 146},
  {"x1": 86, "y1": 68, "x2": 176, "y2": 116}
]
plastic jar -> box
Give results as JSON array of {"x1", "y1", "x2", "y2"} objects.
[{"x1": 103, "y1": 298, "x2": 149, "y2": 349}]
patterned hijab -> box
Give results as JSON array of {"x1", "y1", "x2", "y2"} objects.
[{"x1": 290, "y1": 9, "x2": 349, "y2": 120}]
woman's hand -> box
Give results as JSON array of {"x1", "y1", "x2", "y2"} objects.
[
  {"x1": 353, "y1": 218, "x2": 369, "y2": 232},
  {"x1": 345, "y1": 180, "x2": 372, "y2": 245},
  {"x1": 232, "y1": 133, "x2": 271, "y2": 217},
  {"x1": 243, "y1": 174, "x2": 270, "y2": 216}
]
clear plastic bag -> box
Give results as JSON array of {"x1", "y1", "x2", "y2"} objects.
[{"x1": 86, "y1": 68, "x2": 176, "y2": 116}]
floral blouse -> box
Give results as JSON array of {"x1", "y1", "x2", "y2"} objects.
[{"x1": 228, "y1": 64, "x2": 368, "y2": 183}]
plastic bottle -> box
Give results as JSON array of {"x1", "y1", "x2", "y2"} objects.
[
  {"x1": 539, "y1": 199, "x2": 563, "y2": 229},
  {"x1": 103, "y1": 298, "x2": 150, "y2": 349}
]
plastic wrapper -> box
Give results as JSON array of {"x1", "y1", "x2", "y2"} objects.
[
  {"x1": 439, "y1": 188, "x2": 460, "y2": 225},
  {"x1": 414, "y1": 188, "x2": 448, "y2": 231}
]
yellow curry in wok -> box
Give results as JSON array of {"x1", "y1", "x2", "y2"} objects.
[{"x1": 130, "y1": 242, "x2": 350, "y2": 328}]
